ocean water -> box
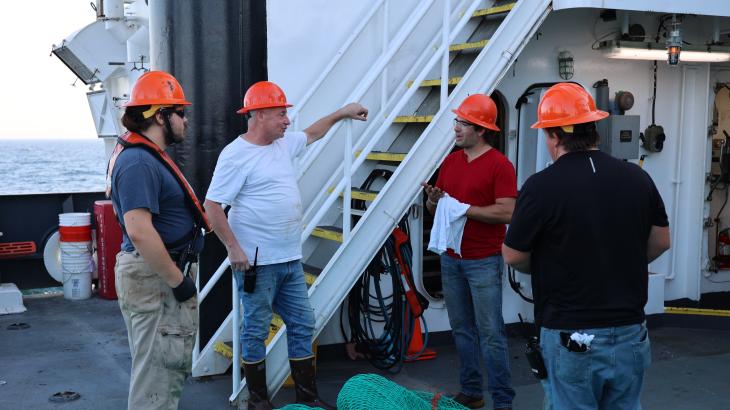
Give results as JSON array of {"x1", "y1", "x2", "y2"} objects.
[{"x1": 0, "y1": 139, "x2": 107, "y2": 195}]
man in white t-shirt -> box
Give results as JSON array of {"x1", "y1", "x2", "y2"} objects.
[{"x1": 204, "y1": 81, "x2": 367, "y2": 410}]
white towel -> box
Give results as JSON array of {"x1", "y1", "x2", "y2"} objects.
[{"x1": 428, "y1": 194, "x2": 470, "y2": 256}]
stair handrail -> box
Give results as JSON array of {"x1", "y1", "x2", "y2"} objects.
[
  {"x1": 300, "y1": 0, "x2": 484, "y2": 243},
  {"x1": 295, "y1": 0, "x2": 442, "y2": 178},
  {"x1": 300, "y1": 0, "x2": 471, "y2": 225}
]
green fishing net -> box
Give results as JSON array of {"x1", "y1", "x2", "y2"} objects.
[{"x1": 278, "y1": 373, "x2": 467, "y2": 409}]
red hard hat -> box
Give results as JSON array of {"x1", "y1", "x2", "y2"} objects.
[
  {"x1": 452, "y1": 94, "x2": 500, "y2": 131},
  {"x1": 237, "y1": 81, "x2": 293, "y2": 114},
  {"x1": 125, "y1": 71, "x2": 191, "y2": 107},
  {"x1": 531, "y1": 83, "x2": 608, "y2": 129}
]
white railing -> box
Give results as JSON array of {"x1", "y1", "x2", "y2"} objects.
[
  {"x1": 301, "y1": 0, "x2": 484, "y2": 243},
  {"x1": 300, "y1": 0, "x2": 472, "y2": 225},
  {"x1": 295, "y1": 0, "x2": 440, "y2": 178}
]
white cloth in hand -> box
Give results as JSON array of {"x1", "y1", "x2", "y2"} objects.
[{"x1": 427, "y1": 194, "x2": 470, "y2": 256}]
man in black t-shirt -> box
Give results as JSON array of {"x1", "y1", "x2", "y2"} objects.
[{"x1": 502, "y1": 83, "x2": 670, "y2": 410}]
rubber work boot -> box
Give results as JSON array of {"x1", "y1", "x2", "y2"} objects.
[
  {"x1": 451, "y1": 392, "x2": 485, "y2": 409},
  {"x1": 243, "y1": 360, "x2": 274, "y2": 410},
  {"x1": 289, "y1": 357, "x2": 336, "y2": 410}
]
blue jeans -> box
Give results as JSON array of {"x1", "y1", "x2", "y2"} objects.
[
  {"x1": 441, "y1": 254, "x2": 515, "y2": 409},
  {"x1": 539, "y1": 322, "x2": 651, "y2": 410},
  {"x1": 233, "y1": 260, "x2": 315, "y2": 362}
]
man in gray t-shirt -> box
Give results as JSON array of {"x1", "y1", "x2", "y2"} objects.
[{"x1": 112, "y1": 147, "x2": 201, "y2": 253}]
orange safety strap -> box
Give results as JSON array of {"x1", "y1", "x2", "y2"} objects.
[{"x1": 106, "y1": 131, "x2": 211, "y2": 232}]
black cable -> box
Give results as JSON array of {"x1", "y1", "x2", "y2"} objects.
[
  {"x1": 651, "y1": 15, "x2": 672, "y2": 125},
  {"x1": 507, "y1": 266, "x2": 533, "y2": 304},
  {"x1": 651, "y1": 60, "x2": 657, "y2": 125},
  {"x1": 341, "y1": 168, "x2": 426, "y2": 373}
]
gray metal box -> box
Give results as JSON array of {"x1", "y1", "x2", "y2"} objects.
[{"x1": 598, "y1": 115, "x2": 640, "y2": 160}]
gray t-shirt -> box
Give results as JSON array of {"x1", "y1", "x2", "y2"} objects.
[{"x1": 110, "y1": 146, "x2": 198, "y2": 252}]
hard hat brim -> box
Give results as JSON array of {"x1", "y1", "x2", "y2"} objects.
[
  {"x1": 451, "y1": 109, "x2": 501, "y2": 131},
  {"x1": 530, "y1": 110, "x2": 609, "y2": 129},
  {"x1": 125, "y1": 99, "x2": 192, "y2": 108},
  {"x1": 237, "y1": 102, "x2": 294, "y2": 115}
]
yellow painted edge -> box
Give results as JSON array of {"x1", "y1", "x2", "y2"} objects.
[
  {"x1": 344, "y1": 190, "x2": 378, "y2": 202},
  {"x1": 311, "y1": 227, "x2": 343, "y2": 242},
  {"x1": 408, "y1": 77, "x2": 462, "y2": 88},
  {"x1": 394, "y1": 115, "x2": 434, "y2": 123},
  {"x1": 304, "y1": 272, "x2": 317, "y2": 286},
  {"x1": 449, "y1": 39, "x2": 489, "y2": 52},
  {"x1": 355, "y1": 150, "x2": 407, "y2": 162},
  {"x1": 327, "y1": 187, "x2": 379, "y2": 202},
  {"x1": 472, "y1": 3, "x2": 515, "y2": 17},
  {"x1": 664, "y1": 307, "x2": 730, "y2": 317}
]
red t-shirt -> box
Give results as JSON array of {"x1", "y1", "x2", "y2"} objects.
[{"x1": 435, "y1": 148, "x2": 517, "y2": 259}]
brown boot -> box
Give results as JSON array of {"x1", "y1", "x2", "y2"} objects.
[
  {"x1": 243, "y1": 360, "x2": 273, "y2": 410},
  {"x1": 289, "y1": 357, "x2": 336, "y2": 410}
]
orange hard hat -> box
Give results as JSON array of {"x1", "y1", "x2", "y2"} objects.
[
  {"x1": 237, "y1": 81, "x2": 293, "y2": 114},
  {"x1": 452, "y1": 94, "x2": 500, "y2": 131},
  {"x1": 125, "y1": 71, "x2": 191, "y2": 107},
  {"x1": 531, "y1": 83, "x2": 608, "y2": 129}
]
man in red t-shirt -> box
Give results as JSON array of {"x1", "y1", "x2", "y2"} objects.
[{"x1": 423, "y1": 94, "x2": 517, "y2": 410}]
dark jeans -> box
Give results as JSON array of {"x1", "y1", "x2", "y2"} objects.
[{"x1": 441, "y1": 253, "x2": 515, "y2": 409}]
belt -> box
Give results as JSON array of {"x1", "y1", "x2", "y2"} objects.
[{"x1": 169, "y1": 250, "x2": 198, "y2": 263}]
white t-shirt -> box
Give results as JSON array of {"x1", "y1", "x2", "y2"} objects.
[{"x1": 206, "y1": 132, "x2": 307, "y2": 265}]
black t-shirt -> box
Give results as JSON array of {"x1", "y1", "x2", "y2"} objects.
[{"x1": 504, "y1": 150, "x2": 669, "y2": 330}]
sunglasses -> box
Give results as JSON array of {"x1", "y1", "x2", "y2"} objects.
[
  {"x1": 161, "y1": 108, "x2": 186, "y2": 119},
  {"x1": 453, "y1": 118, "x2": 476, "y2": 128}
]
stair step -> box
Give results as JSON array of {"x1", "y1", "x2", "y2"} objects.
[
  {"x1": 472, "y1": 3, "x2": 515, "y2": 18},
  {"x1": 328, "y1": 187, "x2": 379, "y2": 202},
  {"x1": 394, "y1": 115, "x2": 434, "y2": 123},
  {"x1": 449, "y1": 39, "x2": 489, "y2": 52},
  {"x1": 311, "y1": 226, "x2": 343, "y2": 242},
  {"x1": 302, "y1": 264, "x2": 322, "y2": 286},
  {"x1": 407, "y1": 76, "x2": 462, "y2": 88},
  {"x1": 356, "y1": 150, "x2": 407, "y2": 162}
]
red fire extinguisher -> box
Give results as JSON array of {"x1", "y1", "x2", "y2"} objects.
[{"x1": 717, "y1": 229, "x2": 730, "y2": 269}]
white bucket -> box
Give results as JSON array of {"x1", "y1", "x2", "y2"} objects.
[
  {"x1": 59, "y1": 237, "x2": 94, "y2": 299},
  {"x1": 63, "y1": 270, "x2": 92, "y2": 300},
  {"x1": 59, "y1": 212, "x2": 91, "y2": 227},
  {"x1": 60, "y1": 241, "x2": 92, "y2": 253}
]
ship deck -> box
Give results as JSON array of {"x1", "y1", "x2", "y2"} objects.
[{"x1": 1, "y1": 295, "x2": 730, "y2": 409}]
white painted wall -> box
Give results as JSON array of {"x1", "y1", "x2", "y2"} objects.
[{"x1": 266, "y1": 0, "x2": 371, "y2": 107}]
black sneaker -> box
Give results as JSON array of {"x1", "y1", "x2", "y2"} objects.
[{"x1": 451, "y1": 393, "x2": 485, "y2": 409}]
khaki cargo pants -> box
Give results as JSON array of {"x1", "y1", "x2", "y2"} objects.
[{"x1": 115, "y1": 251, "x2": 198, "y2": 410}]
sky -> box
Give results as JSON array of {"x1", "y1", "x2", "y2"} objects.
[{"x1": 0, "y1": 1, "x2": 98, "y2": 139}]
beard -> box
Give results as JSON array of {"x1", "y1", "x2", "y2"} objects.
[{"x1": 164, "y1": 126, "x2": 185, "y2": 145}]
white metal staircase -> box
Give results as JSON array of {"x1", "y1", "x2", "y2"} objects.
[{"x1": 192, "y1": 0, "x2": 552, "y2": 405}]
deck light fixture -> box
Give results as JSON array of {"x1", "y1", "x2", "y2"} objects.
[
  {"x1": 558, "y1": 51, "x2": 574, "y2": 80},
  {"x1": 599, "y1": 40, "x2": 730, "y2": 63},
  {"x1": 666, "y1": 15, "x2": 682, "y2": 65}
]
